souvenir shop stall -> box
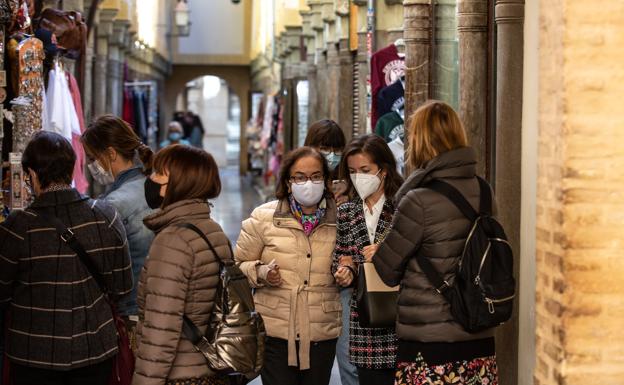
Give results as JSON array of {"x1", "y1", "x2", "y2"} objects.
[
  {"x1": 123, "y1": 76, "x2": 160, "y2": 150},
  {"x1": 246, "y1": 92, "x2": 286, "y2": 200},
  {"x1": 371, "y1": 38, "x2": 406, "y2": 175},
  {"x1": 0, "y1": 1, "x2": 88, "y2": 220}
]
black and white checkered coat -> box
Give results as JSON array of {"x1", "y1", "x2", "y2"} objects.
[{"x1": 332, "y1": 197, "x2": 398, "y2": 369}]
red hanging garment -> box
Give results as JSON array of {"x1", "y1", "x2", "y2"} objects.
[{"x1": 66, "y1": 71, "x2": 89, "y2": 193}]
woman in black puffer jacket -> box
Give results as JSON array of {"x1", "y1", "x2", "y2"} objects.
[{"x1": 373, "y1": 100, "x2": 499, "y2": 385}]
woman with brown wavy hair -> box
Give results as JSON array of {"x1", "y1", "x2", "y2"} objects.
[{"x1": 81, "y1": 115, "x2": 155, "y2": 323}]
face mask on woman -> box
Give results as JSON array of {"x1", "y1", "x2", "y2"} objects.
[
  {"x1": 168, "y1": 132, "x2": 183, "y2": 142},
  {"x1": 144, "y1": 178, "x2": 165, "y2": 209},
  {"x1": 323, "y1": 152, "x2": 341, "y2": 171},
  {"x1": 350, "y1": 170, "x2": 382, "y2": 200},
  {"x1": 87, "y1": 160, "x2": 114, "y2": 186},
  {"x1": 291, "y1": 180, "x2": 325, "y2": 207}
]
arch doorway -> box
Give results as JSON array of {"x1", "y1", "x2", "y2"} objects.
[{"x1": 174, "y1": 76, "x2": 241, "y2": 169}]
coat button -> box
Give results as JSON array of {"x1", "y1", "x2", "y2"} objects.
[
  {"x1": 304, "y1": 280, "x2": 308, "y2": 285},
  {"x1": 306, "y1": 253, "x2": 311, "y2": 258}
]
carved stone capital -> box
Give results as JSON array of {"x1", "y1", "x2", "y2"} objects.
[
  {"x1": 495, "y1": 0, "x2": 525, "y2": 24},
  {"x1": 97, "y1": 8, "x2": 117, "y2": 38},
  {"x1": 458, "y1": 0, "x2": 488, "y2": 32}
]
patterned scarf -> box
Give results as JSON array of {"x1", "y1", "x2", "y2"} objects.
[{"x1": 289, "y1": 195, "x2": 326, "y2": 236}]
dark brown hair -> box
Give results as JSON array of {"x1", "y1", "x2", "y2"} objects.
[
  {"x1": 275, "y1": 147, "x2": 331, "y2": 201},
  {"x1": 304, "y1": 119, "x2": 346, "y2": 151},
  {"x1": 153, "y1": 145, "x2": 221, "y2": 207},
  {"x1": 340, "y1": 134, "x2": 404, "y2": 200},
  {"x1": 22, "y1": 131, "x2": 76, "y2": 189},
  {"x1": 81, "y1": 115, "x2": 154, "y2": 174}
]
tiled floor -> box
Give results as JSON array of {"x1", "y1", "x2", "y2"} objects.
[{"x1": 210, "y1": 165, "x2": 343, "y2": 385}]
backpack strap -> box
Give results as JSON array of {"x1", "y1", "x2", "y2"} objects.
[
  {"x1": 414, "y1": 253, "x2": 454, "y2": 300},
  {"x1": 177, "y1": 223, "x2": 232, "y2": 267},
  {"x1": 476, "y1": 176, "x2": 493, "y2": 216},
  {"x1": 425, "y1": 179, "x2": 479, "y2": 222}
]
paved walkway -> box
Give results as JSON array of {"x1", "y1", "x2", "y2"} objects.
[{"x1": 211, "y1": 166, "x2": 342, "y2": 385}]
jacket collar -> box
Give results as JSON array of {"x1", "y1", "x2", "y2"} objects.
[
  {"x1": 396, "y1": 146, "x2": 477, "y2": 203},
  {"x1": 28, "y1": 189, "x2": 88, "y2": 209},
  {"x1": 103, "y1": 166, "x2": 144, "y2": 197},
  {"x1": 143, "y1": 199, "x2": 212, "y2": 233},
  {"x1": 273, "y1": 197, "x2": 337, "y2": 230}
]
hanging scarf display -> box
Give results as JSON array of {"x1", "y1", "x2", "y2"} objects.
[{"x1": 289, "y1": 195, "x2": 326, "y2": 236}]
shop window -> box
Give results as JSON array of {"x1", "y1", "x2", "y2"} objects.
[
  {"x1": 296, "y1": 80, "x2": 310, "y2": 147},
  {"x1": 432, "y1": 0, "x2": 459, "y2": 111}
]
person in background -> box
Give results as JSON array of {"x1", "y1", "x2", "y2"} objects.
[
  {"x1": 81, "y1": 115, "x2": 155, "y2": 348},
  {"x1": 373, "y1": 100, "x2": 499, "y2": 385},
  {"x1": 332, "y1": 134, "x2": 404, "y2": 385},
  {"x1": 160, "y1": 121, "x2": 190, "y2": 148},
  {"x1": 236, "y1": 147, "x2": 341, "y2": 385},
  {"x1": 188, "y1": 112, "x2": 205, "y2": 149},
  {"x1": 133, "y1": 145, "x2": 230, "y2": 385},
  {"x1": 303, "y1": 119, "x2": 355, "y2": 385},
  {"x1": 0, "y1": 131, "x2": 132, "y2": 385}
]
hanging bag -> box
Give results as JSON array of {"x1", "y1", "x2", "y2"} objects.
[
  {"x1": 418, "y1": 177, "x2": 515, "y2": 333},
  {"x1": 34, "y1": 210, "x2": 134, "y2": 385},
  {"x1": 356, "y1": 225, "x2": 399, "y2": 328},
  {"x1": 178, "y1": 223, "x2": 265, "y2": 383}
]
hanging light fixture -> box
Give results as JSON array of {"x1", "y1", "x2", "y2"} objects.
[{"x1": 173, "y1": 0, "x2": 191, "y2": 37}]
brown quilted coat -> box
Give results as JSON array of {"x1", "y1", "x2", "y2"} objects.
[
  {"x1": 132, "y1": 200, "x2": 232, "y2": 385},
  {"x1": 373, "y1": 147, "x2": 496, "y2": 343}
]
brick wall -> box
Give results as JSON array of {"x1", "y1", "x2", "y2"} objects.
[{"x1": 535, "y1": 1, "x2": 624, "y2": 384}]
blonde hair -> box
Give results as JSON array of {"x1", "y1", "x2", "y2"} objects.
[{"x1": 406, "y1": 100, "x2": 468, "y2": 169}]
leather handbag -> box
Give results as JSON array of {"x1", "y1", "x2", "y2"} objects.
[
  {"x1": 356, "y1": 262, "x2": 399, "y2": 328},
  {"x1": 35, "y1": 210, "x2": 134, "y2": 385},
  {"x1": 35, "y1": 8, "x2": 86, "y2": 59}
]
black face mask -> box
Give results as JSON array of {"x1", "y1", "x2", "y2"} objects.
[{"x1": 144, "y1": 178, "x2": 165, "y2": 209}]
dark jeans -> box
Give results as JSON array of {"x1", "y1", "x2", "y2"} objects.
[
  {"x1": 357, "y1": 366, "x2": 396, "y2": 385},
  {"x1": 261, "y1": 337, "x2": 337, "y2": 385},
  {"x1": 12, "y1": 358, "x2": 113, "y2": 385}
]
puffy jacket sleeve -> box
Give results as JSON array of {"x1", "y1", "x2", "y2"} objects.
[
  {"x1": 133, "y1": 233, "x2": 192, "y2": 385},
  {"x1": 373, "y1": 190, "x2": 424, "y2": 287},
  {"x1": 235, "y1": 207, "x2": 266, "y2": 288}
]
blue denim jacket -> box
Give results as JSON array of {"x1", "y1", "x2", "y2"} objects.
[{"x1": 101, "y1": 167, "x2": 154, "y2": 316}]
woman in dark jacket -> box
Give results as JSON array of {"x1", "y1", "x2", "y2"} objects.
[
  {"x1": 373, "y1": 101, "x2": 499, "y2": 384},
  {"x1": 332, "y1": 134, "x2": 404, "y2": 385},
  {"x1": 0, "y1": 132, "x2": 133, "y2": 385}
]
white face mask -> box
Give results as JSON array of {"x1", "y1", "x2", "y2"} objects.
[
  {"x1": 350, "y1": 170, "x2": 382, "y2": 200},
  {"x1": 291, "y1": 180, "x2": 325, "y2": 207},
  {"x1": 88, "y1": 160, "x2": 115, "y2": 186}
]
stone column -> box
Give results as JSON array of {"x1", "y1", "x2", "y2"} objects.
[
  {"x1": 494, "y1": 1, "x2": 524, "y2": 385},
  {"x1": 458, "y1": 0, "x2": 488, "y2": 176},
  {"x1": 402, "y1": 0, "x2": 432, "y2": 123},
  {"x1": 107, "y1": 20, "x2": 128, "y2": 116},
  {"x1": 94, "y1": 8, "x2": 116, "y2": 117},
  {"x1": 336, "y1": 4, "x2": 353, "y2": 140}
]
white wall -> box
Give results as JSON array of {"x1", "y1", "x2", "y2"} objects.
[
  {"x1": 177, "y1": 0, "x2": 245, "y2": 56},
  {"x1": 518, "y1": 0, "x2": 539, "y2": 383}
]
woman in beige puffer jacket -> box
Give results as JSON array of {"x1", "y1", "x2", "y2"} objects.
[
  {"x1": 236, "y1": 147, "x2": 342, "y2": 385},
  {"x1": 132, "y1": 145, "x2": 231, "y2": 385}
]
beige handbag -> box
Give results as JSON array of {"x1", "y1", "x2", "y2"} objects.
[{"x1": 356, "y1": 262, "x2": 399, "y2": 328}]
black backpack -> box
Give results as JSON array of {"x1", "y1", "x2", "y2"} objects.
[{"x1": 416, "y1": 177, "x2": 515, "y2": 333}]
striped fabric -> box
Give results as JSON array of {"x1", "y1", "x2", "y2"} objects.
[
  {"x1": 0, "y1": 189, "x2": 133, "y2": 370},
  {"x1": 332, "y1": 197, "x2": 398, "y2": 369}
]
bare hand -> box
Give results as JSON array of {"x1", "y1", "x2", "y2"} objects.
[
  {"x1": 266, "y1": 266, "x2": 282, "y2": 286},
  {"x1": 339, "y1": 256, "x2": 353, "y2": 266},
  {"x1": 334, "y1": 266, "x2": 354, "y2": 287},
  {"x1": 362, "y1": 244, "x2": 380, "y2": 262},
  {"x1": 335, "y1": 193, "x2": 349, "y2": 206}
]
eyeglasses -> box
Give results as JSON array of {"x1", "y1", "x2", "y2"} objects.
[
  {"x1": 319, "y1": 147, "x2": 342, "y2": 156},
  {"x1": 289, "y1": 173, "x2": 325, "y2": 185}
]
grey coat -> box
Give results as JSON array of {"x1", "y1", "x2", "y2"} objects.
[{"x1": 373, "y1": 147, "x2": 496, "y2": 343}]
